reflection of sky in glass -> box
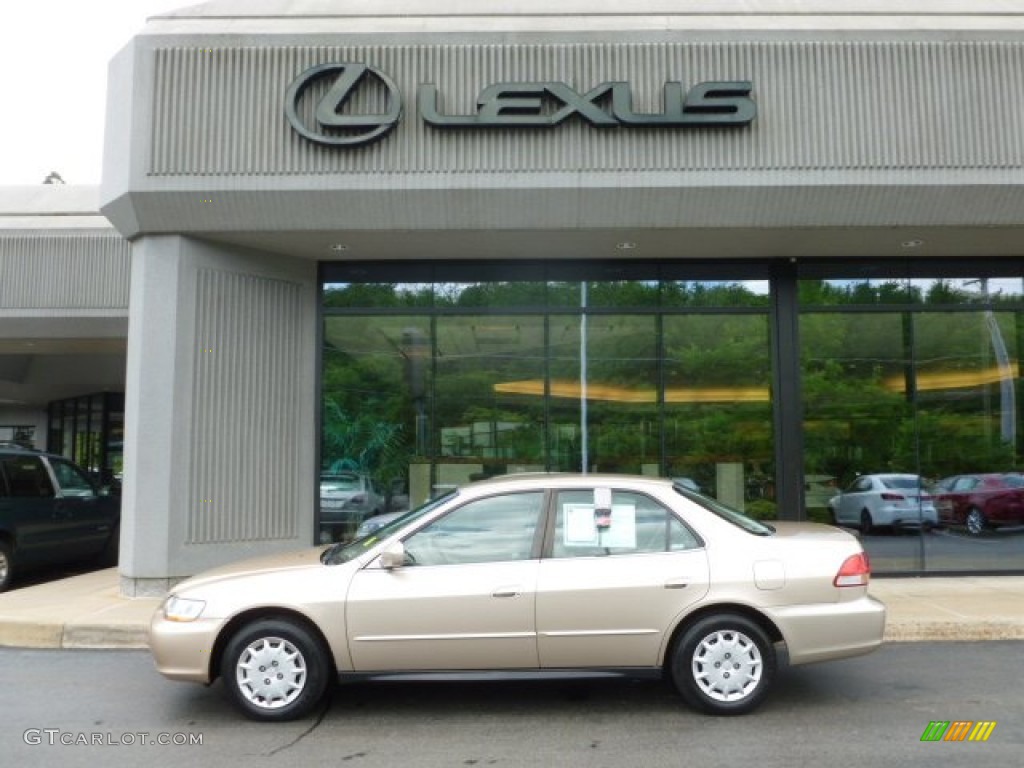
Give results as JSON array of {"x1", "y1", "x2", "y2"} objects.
[
  {"x1": 326, "y1": 280, "x2": 774, "y2": 298},
  {"x1": 909, "y1": 277, "x2": 1023, "y2": 298},
  {"x1": 821, "y1": 277, "x2": 1023, "y2": 299},
  {"x1": 328, "y1": 277, "x2": 1020, "y2": 300},
  {"x1": 665, "y1": 280, "x2": 770, "y2": 294}
]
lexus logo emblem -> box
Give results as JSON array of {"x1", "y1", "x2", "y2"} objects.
[{"x1": 284, "y1": 62, "x2": 402, "y2": 146}]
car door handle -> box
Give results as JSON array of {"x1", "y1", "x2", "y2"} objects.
[
  {"x1": 492, "y1": 587, "x2": 522, "y2": 598},
  {"x1": 664, "y1": 579, "x2": 690, "y2": 589}
]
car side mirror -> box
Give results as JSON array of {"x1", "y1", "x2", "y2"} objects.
[{"x1": 379, "y1": 542, "x2": 407, "y2": 570}]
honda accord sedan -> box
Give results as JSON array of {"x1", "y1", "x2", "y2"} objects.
[{"x1": 149, "y1": 474, "x2": 885, "y2": 721}]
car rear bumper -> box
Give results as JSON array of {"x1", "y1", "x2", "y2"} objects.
[
  {"x1": 771, "y1": 594, "x2": 887, "y2": 665},
  {"x1": 877, "y1": 507, "x2": 939, "y2": 528}
]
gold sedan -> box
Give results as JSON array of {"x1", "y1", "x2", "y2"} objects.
[{"x1": 149, "y1": 474, "x2": 885, "y2": 720}]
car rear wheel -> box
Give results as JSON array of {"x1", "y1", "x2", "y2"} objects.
[
  {"x1": 860, "y1": 509, "x2": 876, "y2": 535},
  {"x1": 221, "y1": 618, "x2": 332, "y2": 721},
  {"x1": 0, "y1": 540, "x2": 13, "y2": 592},
  {"x1": 965, "y1": 508, "x2": 988, "y2": 536},
  {"x1": 670, "y1": 614, "x2": 777, "y2": 716}
]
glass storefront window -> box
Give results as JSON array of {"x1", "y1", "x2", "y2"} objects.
[
  {"x1": 321, "y1": 261, "x2": 1022, "y2": 575},
  {"x1": 800, "y1": 271, "x2": 1023, "y2": 574},
  {"x1": 46, "y1": 393, "x2": 124, "y2": 490},
  {"x1": 320, "y1": 270, "x2": 775, "y2": 543},
  {"x1": 663, "y1": 314, "x2": 773, "y2": 513}
]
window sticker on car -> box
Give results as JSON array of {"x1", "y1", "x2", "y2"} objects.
[{"x1": 564, "y1": 503, "x2": 637, "y2": 548}]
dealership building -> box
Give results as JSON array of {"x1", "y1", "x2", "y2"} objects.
[{"x1": 2, "y1": 1, "x2": 1023, "y2": 594}]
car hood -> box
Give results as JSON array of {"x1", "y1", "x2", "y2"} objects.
[{"x1": 171, "y1": 547, "x2": 328, "y2": 593}]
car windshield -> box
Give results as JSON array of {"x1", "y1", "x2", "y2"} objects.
[
  {"x1": 321, "y1": 489, "x2": 457, "y2": 565},
  {"x1": 672, "y1": 483, "x2": 774, "y2": 536}
]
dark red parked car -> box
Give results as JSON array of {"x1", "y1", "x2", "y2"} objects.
[{"x1": 933, "y1": 473, "x2": 1024, "y2": 536}]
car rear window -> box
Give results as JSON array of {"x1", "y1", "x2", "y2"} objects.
[
  {"x1": 672, "y1": 484, "x2": 773, "y2": 536},
  {"x1": 882, "y1": 476, "x2": 924, "y2": 490}
]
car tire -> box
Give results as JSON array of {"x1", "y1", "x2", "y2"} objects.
[
  {"x1": 965, "y1": 508, "x2": 988, "y2": 537},
  {"x1": 860, "y1": 509, "x2": 876, "y2": 536},
  {"x1": 670, "y1": 614, "x2": 777, "y2": 716},
  {"x1": 221, "y1": 618, "x2": 333, "y2": 722},
  {"x1": 0, "y1": 540, "x2": 13, "y2": 592}
]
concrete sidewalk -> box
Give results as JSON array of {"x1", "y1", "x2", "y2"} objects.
[{"x1": 1, "y1": 568, "x2": 1023, "y2": 649}]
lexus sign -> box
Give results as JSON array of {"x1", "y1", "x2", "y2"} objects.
[{"x1": 285, "y1": 62, "x2": 756, "y2": 147}]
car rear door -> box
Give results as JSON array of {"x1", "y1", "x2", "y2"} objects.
[
  {"x1": 345, "y1": 490, "x2": 545, "y2": 671},
  {"x1": 535, "y1": 487, "x2": 710, "y2": 668},
  {"x1": 0, "y1": 454, "x2": 62, "y2": 566}
]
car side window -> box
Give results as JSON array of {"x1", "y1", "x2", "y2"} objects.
[
  {"x1": 403, "y1": 491, "x2": 544, "y2": 566},
  {"x1": 49, "y1": 459, "x2": 97, "y2": 498},
  {"x1": 952, "y1": 477, "x2": 976, "y2": 492},
  {"x1": 0, "y1": 456, "x2": 56, "y2": 498},
  {"x1": 552, "y1": 489, "x2": 700, "y2": 558}
]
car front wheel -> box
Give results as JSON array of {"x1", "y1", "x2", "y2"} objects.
[
  {"x1": 221, "y1": 618, "x2": 332, "y2": 721},
  {"x1": 670, "y1": 614, "x2": 777, "y2": 716}
]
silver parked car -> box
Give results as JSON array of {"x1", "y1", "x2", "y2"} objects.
[
  {"x1": 828, "y1": 473, "x2": 938, "y2": 534},
  {"x1": 150, "y1": 473, "x2": 885, "y2": 721},
  {"x1": 318, "y1": 472, "x2": 385, "y2": 540}
]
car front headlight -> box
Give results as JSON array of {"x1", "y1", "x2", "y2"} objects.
[{"x1": 163, "y1": 595, "x2": 207, "y2": 622}]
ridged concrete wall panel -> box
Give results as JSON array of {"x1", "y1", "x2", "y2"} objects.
[
  {"x1": 149, "y1": 41, "x2": 1024, "y2": 177},
  {"x1": 186, "y1": 268, "x2": 305, "y2": 544},
  {"x1": 0, "y1": 233, "x2": 131, "y2": 309}
]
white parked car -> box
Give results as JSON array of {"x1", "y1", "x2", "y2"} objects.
[
  {"x1": 150, "y1": 474, "x2": 885, "y2": 721},
  {"x1": 828, "y1": 473, "x2": 938, "y2": 534}
]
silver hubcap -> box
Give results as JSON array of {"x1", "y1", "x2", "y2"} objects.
[
  {"x1": 966, "y1": 510, "x2": 984, "y2": 535},
  {"x1": 691, "y1": 629, "x2": 763, "y2": 702},
  {"x1": 0, "y1": 551, "x2": 8, "y2": 585},
  {"x1": 235, "y1": 636, "x2": 307, "y2": 710}
]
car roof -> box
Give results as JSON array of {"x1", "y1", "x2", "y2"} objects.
[
  {"x1": 0, "y1": 445, "x2": 58, "y2": 459},
  {"x1": 460, "y1": 472, "x2": 676, "y2": 492}
]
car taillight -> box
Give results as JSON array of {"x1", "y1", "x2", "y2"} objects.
[{"x1": 834, "y1": 552, "x2": 871, "y2": 588}]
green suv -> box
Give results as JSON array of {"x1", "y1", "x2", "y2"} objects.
[{"x1": 0, "y1": 446, "x2": 120, "y2": 592}]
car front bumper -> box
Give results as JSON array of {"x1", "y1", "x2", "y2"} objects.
[{"x1": 149, "y1": 610, "x2": 224, "y2": 683}]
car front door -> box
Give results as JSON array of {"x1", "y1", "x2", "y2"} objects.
[
  {"x1": 45, "y1": 457, "x2": 115, "y2": 559},
  {"x1": 345, "y1": 490, "x2": 545, "y2": 671},
  {"x1": 536, "y1": 488, "x2": 710, "y2": 668}
]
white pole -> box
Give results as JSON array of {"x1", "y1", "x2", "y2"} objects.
[{"x1": 580, "y1": 282, "x2": 588, "y2": 473}]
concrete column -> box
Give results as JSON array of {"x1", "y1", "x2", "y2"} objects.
[{"x1": 119, "y1": 235, "x2": 317, "y2": 597}]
